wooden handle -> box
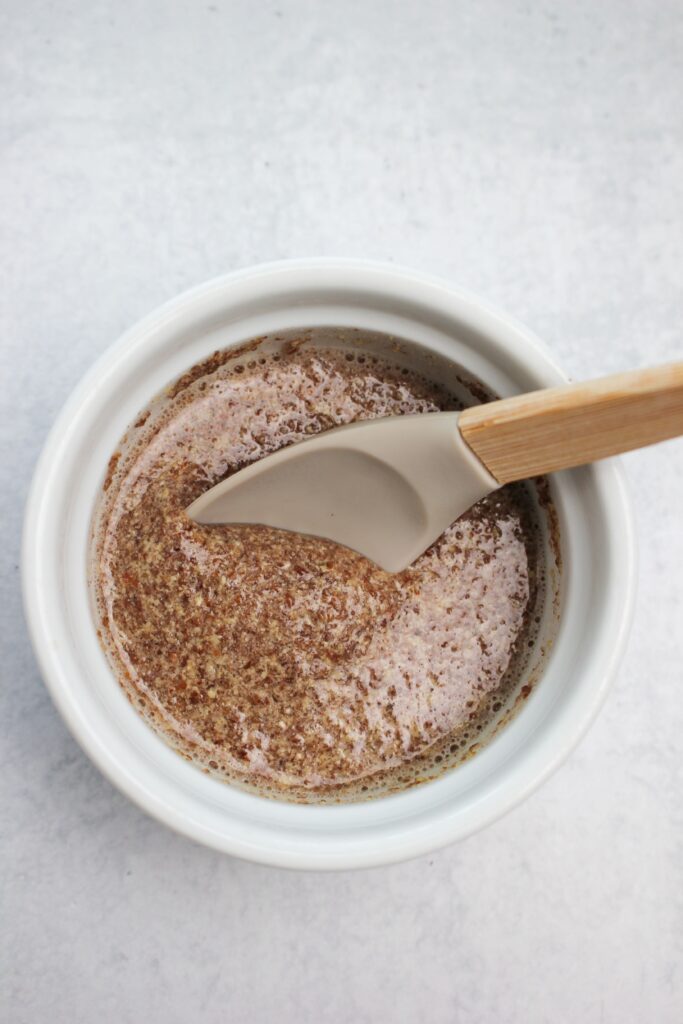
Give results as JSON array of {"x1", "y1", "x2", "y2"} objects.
[{"x1": 459, "y1": 362, "x2": 683, "y2": 484}]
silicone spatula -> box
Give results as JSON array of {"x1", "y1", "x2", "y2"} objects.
[{"x1": 187, "y1": 362, "x2": 683, "y2": 572}]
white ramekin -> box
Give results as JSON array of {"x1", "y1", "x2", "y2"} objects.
[{"x1": 22, "y1": 259, "x2": 636, "y2": 870}]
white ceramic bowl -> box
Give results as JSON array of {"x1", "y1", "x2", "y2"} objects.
[{"x1": 22, "y1": 259, "x2": 636, "y2": 869}]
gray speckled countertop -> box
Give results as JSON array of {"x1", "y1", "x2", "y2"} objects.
[{"x1": 2, "y1": 1, "x2": 682, "y2": 1021}]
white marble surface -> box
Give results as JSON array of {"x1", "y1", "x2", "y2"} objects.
[{"x1": 2, "y1": 1, "x2": 682, "y2": 1020}]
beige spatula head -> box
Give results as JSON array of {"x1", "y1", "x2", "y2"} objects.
[
  {"x1": 187, "y1": 412, "x2": 498, "y2": 572},
  {"x1": 187, "y1": 362, "x2": 683, "y2": 571}
]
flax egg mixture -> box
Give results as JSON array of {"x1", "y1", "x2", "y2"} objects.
[{"x1": 92, "y1": 335, "x2": 558, "y2": 801}]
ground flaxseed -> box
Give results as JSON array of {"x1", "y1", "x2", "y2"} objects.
[{"x1": 92, "y1": 342, "x2": 552, "y2": 801}]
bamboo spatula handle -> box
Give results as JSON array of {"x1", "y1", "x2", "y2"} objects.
[{"x1": 459, "y1": 362, "x2": 683, "y2": 484}]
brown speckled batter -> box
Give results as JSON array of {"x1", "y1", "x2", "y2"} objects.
[{"x1": 92, "y1": 342, "x2": 550, "y2": 800}]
